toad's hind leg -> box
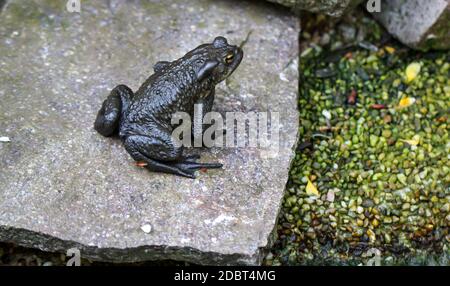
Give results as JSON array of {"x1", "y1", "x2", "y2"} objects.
[
  {"x1": 124, "y1": 132, "x2": 222, "y2": 179},
  {"x1": 94, "y1": 85, "x2": 133, "y2": 137},
  {"x1": 124, "y1": 134, "x2": 195, "y2": 178}
]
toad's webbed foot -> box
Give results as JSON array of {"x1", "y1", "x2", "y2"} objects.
[
  {"x1": 171, "y1": 155, "x2": 223, "y2": 175},
  {"x1": 181, "y1": 154, "x2": 201, "y2": 161}
]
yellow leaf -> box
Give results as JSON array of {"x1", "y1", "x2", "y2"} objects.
[
  {"x1": 397, "y1": 96, "x2": 416, "y2": 109},
  {"x1": 385, "y1": 46, "x2": 395, "y2": 54},
  {"x1": 305, "y1": 178, "x2": 319, "y2": 196},
  {"x1": 400, "y1": 135, "x2": 420, "y2": 146},
  {"x1": 400, "y1": 139, "x2": 419, "y2": 146},
  {"x1": 405, "y1": 62, "x2": 421, "y2": 83}
]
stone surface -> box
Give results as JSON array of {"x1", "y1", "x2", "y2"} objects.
[
  {"x1": 372, "y1": 0, "x2": 450, "y2": 51},
  {"x1": 0, "y1": 0, "x2": 299, "y2": 265},
  {"x1": 266, "y1": 0, "x2": 363, "y2": 17}
]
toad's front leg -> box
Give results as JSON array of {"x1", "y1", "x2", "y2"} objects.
[{"x1": 192, "y1": 89, "x2": 226, "y2": 146}]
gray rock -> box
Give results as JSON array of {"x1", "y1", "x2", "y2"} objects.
[
  {"x1": 372, "y1": 0, "x2": 450, "y2": 51},
  {"x1": 266, "y1": 0, "x2": 364, "y2": 17},
  {"x1": 0, "y1": 0, "x2": 299, "y2": 265}
]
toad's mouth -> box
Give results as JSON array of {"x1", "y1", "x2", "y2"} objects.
[{"x1": 228, "y1": 46, "x2": 244, "y2": 76}]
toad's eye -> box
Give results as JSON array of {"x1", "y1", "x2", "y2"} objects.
[{"x1": 225, "y1": 53, "x2": 234, "y2": 64}]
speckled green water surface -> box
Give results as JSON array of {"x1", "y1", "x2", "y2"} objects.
[{"x1": 266, "y1": 13, "x2": 449, "y2": 266}]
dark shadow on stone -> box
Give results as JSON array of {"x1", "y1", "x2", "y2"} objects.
[{"x1": 0, "y1": 0, "x2": 7, "y2": 12}]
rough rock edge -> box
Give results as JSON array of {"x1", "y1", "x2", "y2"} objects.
[
  {"x1": 415, "y1": 4, "x2": 450, "y2": 51},
  {"x1": 0, "y1": 225, "x2": 264, "y2": 265},
  {"x1": 259, "y1": 48, "x2": 302, "y2": 265},
  {"x1": 267, "y1": 0, "x2": 364, "y2": 17},
  {"x1": 372, "y1": 0, "x2": 450, "y2": 51}
]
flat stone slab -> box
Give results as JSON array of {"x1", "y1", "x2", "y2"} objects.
[
  {"x1": 372, "y1": 0, "x2": 450, "y2": 51},
  {"x1": 0, "y1": 0, "x2": 299, "y2": 265},
  {"x1": 267, "y1": 0, "x2": 363, "y2": 17}
]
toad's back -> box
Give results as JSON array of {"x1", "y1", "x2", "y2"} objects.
[{"x1": 124, "y1": 52, "x2": 216, "y2": 127}]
